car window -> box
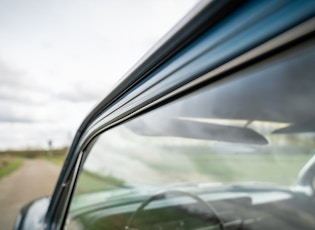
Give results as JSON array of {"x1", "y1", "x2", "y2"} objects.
[{"x1": 66, "y1": 41, "x2": 315, "y2": 230}]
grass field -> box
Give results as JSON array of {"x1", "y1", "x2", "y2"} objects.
[
  {"x1": 40, "y1": 154, "x2": 67, "y2": 165},
  {"x1": 0, "y1": 148, "x2": 68, "y2": 178},
  {"x1": 0, "y1": 148, "x2": 68, "y2": 158},
  {"x1": 0, "y1": 157, "x2": 23, "y2": 179}
]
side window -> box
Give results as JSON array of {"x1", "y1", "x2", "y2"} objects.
[{"x1": 66, "y1": 42, "x2": 315, "y2": 230}]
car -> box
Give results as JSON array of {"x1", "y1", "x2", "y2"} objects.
[{"x1": 14, "y1": 0, "x2": 315, "y2": 229}]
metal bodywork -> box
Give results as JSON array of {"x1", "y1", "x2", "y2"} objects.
[
  {"x1": 14, "y1": 197, "x2": 50, "y2": 230},
  {"x1": 14, "y1": 0, "x2": 315, "y2": 229}
]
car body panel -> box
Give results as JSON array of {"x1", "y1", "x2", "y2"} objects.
[{"x1": 14, "y1": 197, "x2": 50, "y2": 230}]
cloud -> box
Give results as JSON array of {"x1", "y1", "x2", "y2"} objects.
[
  {"x1": 0, "y1": 122, "x2": 74, "y2": 150},
  {"x1": 0, "y1": 0, "x2": 198, "y2": 149},
  {"x1": 0, "y1": 58, "x2": 25, "y2": 86}
]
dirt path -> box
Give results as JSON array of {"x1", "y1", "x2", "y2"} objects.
[{"x1": 0, "y1": 159, "x2": 61, "y2": 230}]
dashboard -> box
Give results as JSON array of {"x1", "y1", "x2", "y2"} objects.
[{"x1": 67, "y1": 188, "x2": 315, "y2": 230}]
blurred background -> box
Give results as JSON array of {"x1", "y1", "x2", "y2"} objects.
[{"x1": 0, "y1": 0, "x2": 198, "y2": 229}]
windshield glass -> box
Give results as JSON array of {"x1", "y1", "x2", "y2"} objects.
[
  {"x1": 76, "y1": 43, "x2": 315, "y2": 193},
  {"x1": 68, "y1": 42, "x2": 315, "y2": 230}
]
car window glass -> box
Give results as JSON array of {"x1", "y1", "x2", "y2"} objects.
[{"x1": 66, "y1": 42, "x2": 315, "y2": 230}]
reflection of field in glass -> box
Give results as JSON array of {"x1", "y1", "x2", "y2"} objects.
[
  {"x1": 133, "y1": 141, "x2": 314, "y2": 185},
  {"x1": 76, "y1": 152, "x2": 313, "y2": 195},
  {"x1": 149, "y1": 150, "x2": 313, "y2": 185},
  {"x1": 191, "y1": 153, "x2": 312, "y2": 184},
  {"x1": 76, "y1": 170, "x2": 124, "y2": 194}
]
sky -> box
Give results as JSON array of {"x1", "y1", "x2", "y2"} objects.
[{"x1": 0, "y1": 0, "x2": 199, "y2": 150}]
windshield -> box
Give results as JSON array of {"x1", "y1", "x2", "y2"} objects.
[
  {"x1": 67, "y1": 41, "x2": 315, "y2": 230},
  {"x1": 76, "y1": 43, "x2": 315, "y2": 193}
]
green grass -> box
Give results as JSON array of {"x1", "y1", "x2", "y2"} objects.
[
  {"x1": 0, "y1": 147, "x2": 68, "y2": 158},
  {"x1": 0, "y1": 157, "x2": 23, "y2": 179},
  {"x1": 0, "y1": 148, "x2": 67, "y2": 178},
  {"x1": 0, "y1": 148, "x2": 68, "y2": 166},
  {"x1": 41, "y1": 154, "x2": 67, "y2": 166}
]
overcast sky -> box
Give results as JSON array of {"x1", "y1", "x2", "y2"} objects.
[{"x1": 0, "y1": 0, "x2": 198, "y2": 150}]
